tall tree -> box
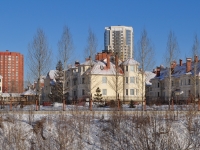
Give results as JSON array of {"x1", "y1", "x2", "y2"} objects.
[
  {"x1": 27, "y1": 28, "x2": 52, "y2": 103},
  {"x1": 192, "y1": 34, "x2": 199, "y2": 101},
  {"x1": 164, "y1": 31, "x2": 179, "y2": 107},
  {"x1": 84, "y1": 28, "x2": 98, "y2": 60},
  {"x1": 58, "y1": 25, "x2": 74, "y2": 100},
  {"x1": 84, "y1": 28, "x2": 98, "y2": 99},
  {"x1": 137, "y1": 29, "x2": 155, "y2": 110},
  {"x1": 108, "y1": 53, "x2": 123, "y2": 101},
  {"x1": 58, "y1": 25, "x2": 74, "y2": 70}
]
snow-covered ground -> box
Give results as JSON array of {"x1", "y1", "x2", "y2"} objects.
[{"x1": 0, "y1": 103, "x2": 199, "y2": 149}]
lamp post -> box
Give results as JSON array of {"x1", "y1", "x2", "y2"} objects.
[{"x1": 174, "y1": 90, "x2": 184, "y2": 120}]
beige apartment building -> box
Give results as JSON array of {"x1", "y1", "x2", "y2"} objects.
[
  {"x1": 64, "y1": 51, "x2": 144, "y2": 103},
  {"x1": 104, "y1": 26, "x2": 133, "y2": 61},
  {"x1": 148, "y1": 57, "x2": 200, "y2": 103}
]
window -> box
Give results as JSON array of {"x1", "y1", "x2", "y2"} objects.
[
  {"x1": 102, "y1": 77, "x2": 107, "y2": 83},
  {"x1": 158, "y1": 83, "x2": 159, "y2": 88},
  {"x1": 73, "y1": 79, "x2": 76, "y2": 85},
  {"x1": 82, "y1": 89, "x2": 85, "y2": 95},
  {"x1": 82, "y1": 78, "x2": 85, "y2": 84},
  {"x1": 172, "y1": 81, "x2": 174, "y2": 86},
  {"x1": 74, "y1": 91, "x2": 76, "y2": 96},
  {"x1": 158, "y1": 92, "x2": 160, "y2": 97},
  {"x1": 126, "y1": 66, "x2": 128, "y2": 71},
  {"x1": 126, "y1": 89, "x2": 128, "y2": 95},
  {"x1": 180, "y1": 80, "x2": 182, "y2": 86},
  {"x1": 83, "y1": 67, "x2": 85, "y2": 72},
  {"x1": 188, "y1": 79, "x2": 190, "y2": 85},
  {"x1": 130, "y1": 66, "x2": 134, "y2": 71},
  {"x1": 130, "y1": 77, "x2": 135, "y2": 83},
  {"x1": 126, "y1": 77, "x2": 128, "y2": 83},
  {"x1": 130, "y1": 89, "x2": 134, "y2": 95},
  {"x1": 102, "y1": 89, "x2": 107, "y2": 95}
]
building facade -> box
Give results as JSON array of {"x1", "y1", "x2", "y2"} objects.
[
  {"x1": 104, "y1": 26, "x2": 133, "y2": 61},
  {"x1": 0, "y1": 50, "x2": 24, "y2": 93},
  {"x1": 148, "y1": 57, "x2": 200, "y2": 103},
  {"x1": 0, "y1": 75, "x2": 2, "y2": 93},
  {"x1": 64, "y1": 52, "x2": 144, "y2": 103}
]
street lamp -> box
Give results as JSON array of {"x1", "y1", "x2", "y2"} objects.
[{"x1": 174, "y1": 89, "x2": 184, "y2": 120}]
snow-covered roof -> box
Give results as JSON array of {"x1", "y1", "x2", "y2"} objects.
[
  {"x1": 153, "y1": 61, "x2": 200, "y2": 81},
  {"x1": 80, "y1": 60, "x2": 97, "y2": 66},
  {"x1": 47, "y1": 70, "x2": 56, "y2": 80},
  {"x1": 121, "y1": 58, "x2": 140, "y2": 66},
  {"x1": 145, "y1": 71, "x2": 156, "y2": 85},
  {"x1": 1, "y1": 93, "x2": 21, "y2": 97},
  {"x1": 21, "y1": 89, "x2": 36, "y2": 96}
]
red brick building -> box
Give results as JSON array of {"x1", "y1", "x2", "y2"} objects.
[{"x1": 0, "y1": 50, "x2": 24, "y2": 93}]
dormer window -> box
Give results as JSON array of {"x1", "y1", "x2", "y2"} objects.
[{"x1": 130, "y1": 66, "x2": 134, "y2": 71}]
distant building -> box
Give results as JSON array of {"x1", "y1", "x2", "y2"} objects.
[
  {"x1": 104, "y1": 26, "x2": 133, "y2": 60},
  {"x1": 0, "y1": 50, "x2": 24, "y2": 93},
  {"x1": 0, "y1": 75, "x2": 2, "y2": 93}
]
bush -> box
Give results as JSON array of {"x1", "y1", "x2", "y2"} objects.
[{"x1": 129, "y1": 100, "x2": 135, "y2": 108}]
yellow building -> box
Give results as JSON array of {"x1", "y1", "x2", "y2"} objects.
[{"x1": 65, "y1": 52, "x2": 144, "y2": 103}]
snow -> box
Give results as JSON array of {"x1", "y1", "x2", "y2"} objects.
[
  {"x1": 21, "y1": 89, "x2": 36, "y2": 96},
  {"x1": 0, "y1": 103, "x2": 199, "y2": 149},
  {"x1": 145, "y1": 71, "x2": 156, "y2": 85},
  {"x1": 121, "y1": 58, "x2": 140, "y2": 66}
]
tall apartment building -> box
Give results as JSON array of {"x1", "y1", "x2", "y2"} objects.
[
  {"x1": 104, "y1": 26, "x2": 133, "y2": 61},
  {"x1": 0, "y1": 50, "x2": 24, "y2": 93}
]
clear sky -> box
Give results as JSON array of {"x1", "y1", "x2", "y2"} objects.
[{"x1": 1, "y1": 0, "x2": 200, "y2": 78}]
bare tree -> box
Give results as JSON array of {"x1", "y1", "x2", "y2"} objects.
[
  {"x1": 164, "y1": 31, "x2": 179, "y2": 108},
  {"x1": 84, "y1": 28, "x2": 98, "y2": 60},
  {"x1": 27, "y1": 28, "x2": 52, "y2": 105},
  {"x1": 84, "y1": 28, "x2": 98, "y2": 99},
  {"x1": 192, "y1": 34, "x2": 199, "y2": 102},
  {"x1": 58, "y1": 25, "x2": 74, "y2": 102},
  {"x1": 58, "y1": 25, "x2": 74, "y2": 70},
  {"x1": 137, "y1": 29, "x2": 155, "y2": 110}
]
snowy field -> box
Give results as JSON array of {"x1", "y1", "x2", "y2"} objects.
[{"x1": 0, "y1": 103, "x2": 199, "y2": 150}]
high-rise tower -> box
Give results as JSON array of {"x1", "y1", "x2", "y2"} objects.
[
  {"x1": 0, "y1": 50, "x2": 24, "y2": 93},
  {"x1": 104, "y1": 26, "x2": 133, "y2": 60}
]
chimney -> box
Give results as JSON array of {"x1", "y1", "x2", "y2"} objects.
[
  {"x1": 95, "y1": 54, "x2": 99, "y2": 60},
  {"x1": 195, "y1": 55, "x2": 198, "y2": 63},
  {"x1": 86, "y1": 56, "x2": 91, "y2": 61},
  {"x1": 102, "y1": 52, "x2": 107, "y2": 60},
  {"x1": 153, "y1": 69, "x2": 157, "y2": 74},
  {"x1": 186, "y1": 58, "x2": 192, "y2": 73},
  {"x1": 156, "y1": 67, "x2": 160, "y2": 77},
  {"x1": 171, "y1": 61, "x2": 177, "y2": 72},
  {"x1": 75, "y1": 61, "x2": 80, "y2": 67},
  {"x1": 179, "y1": 59, "x2": 182, "y2": 66},
  {"x1": 107, "y1": 53, "x2": 110, "y2": 69}
]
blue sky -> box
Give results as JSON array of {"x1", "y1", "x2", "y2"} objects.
[{"x1": 1, "y1": 0, "x2": 200, "y2": 78}]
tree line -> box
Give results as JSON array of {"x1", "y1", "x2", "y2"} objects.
[{"x1": 26, "y1": 26, "x2": 199, "y2": 105}]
